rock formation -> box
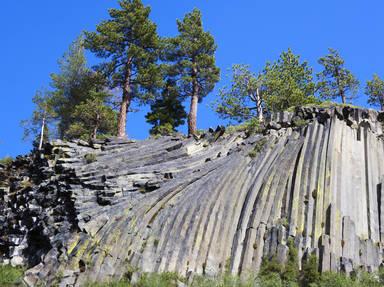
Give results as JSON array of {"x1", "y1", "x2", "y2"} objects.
[{"x1": 1, "y1": 106, "x2": 384, "y2": 286}]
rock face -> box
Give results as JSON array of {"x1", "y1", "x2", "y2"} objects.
[{"x1": 1, "y1": 106, "x2": 384, "y2": 286}]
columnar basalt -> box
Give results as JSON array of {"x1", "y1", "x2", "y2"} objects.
[{"x1": 0, "y1": 106, "x2": 384, "y2": 286}]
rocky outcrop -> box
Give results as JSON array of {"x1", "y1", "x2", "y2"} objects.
[{"x1": 1, "y1": 106, "x2": 384, "y2": 286}]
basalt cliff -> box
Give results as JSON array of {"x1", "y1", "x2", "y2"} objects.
[{"x1": 1, "y1": 106, "x2": 384, "y2": 286}]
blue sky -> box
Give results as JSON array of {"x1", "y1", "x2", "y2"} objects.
[{"x1": 1, "y1": 0, "x2": 384, "y2": 157}]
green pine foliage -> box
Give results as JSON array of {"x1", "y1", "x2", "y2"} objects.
[
  {"x1": 85, "y1": 0, "x2": 162, "y2": 138},
  {"x1": 301, "y1": 254, "x2": 320, "y2": 286},
  {"x1": 146, "y1": 79, "x2": 187, "y2": 136},
  {"x1": 365, "y1": 74, "x2": 384, "y2": 111},
  {"x1": 66, "y1": 91, "x2": 117, "y2": 141},
  {"x1": 169, "y1": 8, "x2": 220, "y2": 135},
  {"x1": 21, "y1": 89, "x2": 56, "y2": 149},
  {"x1": 215, "y1": 64, "x2": 264, "y2": 122},
  {"x1": 282, "y1": 238, "x2": 299, "y2": 283},
  {"x1": 50, "y1": 36, "x2": 91, "y2": 138},
  {"x1": 262, "y1": 49, "x2": 319, "y2": 112},
  {"x1": 316, "y1": 48, "x2": 359, "y2": 104}
]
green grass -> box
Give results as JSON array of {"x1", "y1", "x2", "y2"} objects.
[
  {"x1": 287, "y1": 101, "x2": 359, "y2": 112},
  {"x1": 0, "y1": 265, "x2": 24, "y2": 286}
]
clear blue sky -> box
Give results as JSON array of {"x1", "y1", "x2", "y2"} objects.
[{"x1": 1, "y1": 0, "x2": 383, "y2": 157}]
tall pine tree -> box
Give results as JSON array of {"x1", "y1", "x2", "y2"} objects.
[
  {"x1": 85, "y1": 0, "x2": 162, "y2": 138},
  {"x1": 316, "y1": 48, "x2": 359, "y2": 104},
  {"x1": 171, "y1": 9, "x2": 220, "y2": 136}
]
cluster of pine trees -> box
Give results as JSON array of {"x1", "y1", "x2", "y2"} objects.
[
  {"x1": 23, "y1": 0, "x2": 384, "y2": 149},
  {"x1": 215, "y1": 48, "x2": 384, "y2": 123}
]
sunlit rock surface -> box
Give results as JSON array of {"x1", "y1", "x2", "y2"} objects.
[{"x1": 1, "y1": 106, "x2": 384, "y2": 286}]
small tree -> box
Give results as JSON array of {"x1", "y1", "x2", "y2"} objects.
[
  {"x1": 365, "y1": 74, "x2": 384, "y2": 111},
  {"x1": 301, "y1": 254, "x2": 320, "y2": 287},
  {"x1": 282, "y1": 238, "x2": 300, "y2": 283},
  {"x1": 262, "y1": 49, "x2": 318, "y2": 112},
  {"x1": 21, "y1": 89, "x2": 56, "y2": 150},
  {"x1": 146, "y1": 79, "x2": 187, "y2": 136},
  {"x1": 316, "y1": 48, "x2": 359, "y2": 104},
  {"x1": 85, "y1": 0, "x2": 162, "y2": 138},
  {"x1": 171, "y1": 8, "x2": 220, "y2": 136},
  {"x1": 66, "y1": 91, "x2": 117, "y2": 141},
  {"x1": 50, "y1": 36, "x2": 90, "y2": 138},
  {"x1": 215, "y1": 64, "x2": 264, "y2": 122}
]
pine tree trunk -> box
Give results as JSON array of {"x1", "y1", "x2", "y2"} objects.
[
  {"x1": 188, "y1": 76, "x2": 199, "y2": 136},
  {"x1": 117, "y1": 62, "x2": 132, "y2": 138},
  {"x1": 92, "y1": 113, "x2": 101, "y2": 141},
  {"x1": 38, "y1": 113, "x2": 46, "y2": 151},
  {"x1": 341, "y1": 91, "x2": 346, "y2": 104},
  {"x1": 256, "y1": 88, "x2": 263, "y2": 122}
]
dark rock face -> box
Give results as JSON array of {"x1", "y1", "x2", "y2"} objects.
[{"x1": 1, "y1": 106, "x2": 384, "y2": 286}]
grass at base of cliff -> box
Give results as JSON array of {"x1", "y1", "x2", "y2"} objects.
[
  {"x1": 0, "y1": 265, "x2": 24, "y2": 286},
  {"x1": 81, "y1": 267, "x2": 384, "y2": 287}
]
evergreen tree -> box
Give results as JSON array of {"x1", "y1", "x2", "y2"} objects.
[
  {"x1": 21, "y1": 89, "x2": 56, "y2": 150},
  {"x1": 171, "y1": 8, "x2": 220, "y2": 136},
  {"x1": 145, "y1": 79, "x2": 187, "y2": 136},
  {"x1": 262, "y1": 49, "x2": 318, "y2": 112},
  {"x1": 50, "y1": 36, "x2": 90, "y2": 138},
  {"x1": 282, "y1": 238, "x2": 300, "y2": 283},
  {"x1": 215, "y1": 64, "x2": 264, "y2": 122},
  {"x1": 301, "y1": 254, "x2": 320, "y2": 286},
  {"x1": 66, "y1": 91, "x2": 117, "y2": 141},
  {"x1": 365, "y1": 74, "x2": 384, "y2": 111},
  {"x1": 317, "y1": 48, "x2": 359, "y2": 104},
  {"x1": 84, "y1": 0, "x2": 162, "y2": 138}
]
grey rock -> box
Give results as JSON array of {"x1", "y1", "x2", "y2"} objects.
[{"x1": 0, "y1": 106, "x2": 383, "y2": 285}]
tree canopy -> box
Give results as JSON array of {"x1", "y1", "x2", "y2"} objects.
[
  {"x1": 85, "y1": 0, "x2": 162, "y2": 138},
  {"x1": 365, "y1": 74, "x2": 384, "y2": 111},
  {"x1": 262, "y1": 49, "x2": 319, "y2": 112},
  {"x1": 316, "y1": 48, "x2": 359, "y2": 104},
  {"x1": 170, "y1": 8, "x2": 220, "y2": 135},
  {"x1": 146, "y1": 78, "x2": 187, "y2": 136}
]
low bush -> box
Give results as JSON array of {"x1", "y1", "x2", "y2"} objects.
[{"x1": 0, "y1": 265, "x2": 24, "y2": 286}]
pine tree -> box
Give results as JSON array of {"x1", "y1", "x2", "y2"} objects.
[
  {"x1": 66, "y1": 91, "x2": 117, "y2": 141},
  {"x1": 21, "y1": 89, "x2": 56, "y2": 150},
  {"x1": 317, "y1": 48, "x2": 359, "y2": 104},
  {"x1": 365, "y1": 74, "x2": 384, "y2": 111},
  {"x1": 215, "y1": 64, "x2": 264, "y2": 122},
  {"x1": 146, "y1": 79, "x2": 187, "y2": 136},
  {"x1": 171, "y1": 9, "x2": 220, "y2": 136},
  {"x1": 85, "y1": 0, "x2": 162, "y2": 138},
  {"x1": 50, "y1": 36, "x2": 90, "y2": 138},
  {"x1": 262, "y1": 49, "x2": 318, "y2": 112}
]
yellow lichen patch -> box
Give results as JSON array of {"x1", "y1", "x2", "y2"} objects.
[{"x1": 67, "y1": 234, "x2": 80, "y2": 255}]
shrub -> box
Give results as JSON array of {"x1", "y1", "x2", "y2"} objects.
[
  {"x1": 281, "y1": 238, "x2": 299, "y2": 283},
  {"x1": 317, "y1": 272, "x2": 356, "y2": 287},
  {"x1": 249, "y1": 138, "x2": 268, "y2": 158},
  {"x1": 150, "y1": 123, "x2": 175, "y2": 137},
  {"x1": 0, "y1": 265, "x2": 24, "y2": 286},
  {"x1": 0, "y1": 156, "x2": 13, "y2": 167},
  {"x1": 84, "y1": 153, "x2": 97, "y2": 164},
  {"x1": 301, "y1": 254, "x2": 320, "y2": 287},
  {"x1": 136, "y1": 272, "x2": 184, "y2": 287},
  {"x1": 226, "y1": 118, "x2": 261, "y2": 136}
]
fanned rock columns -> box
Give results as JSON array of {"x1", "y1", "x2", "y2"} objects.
[{"x1": 1, "y1": 106, "x2": 384, "y2": 286}]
